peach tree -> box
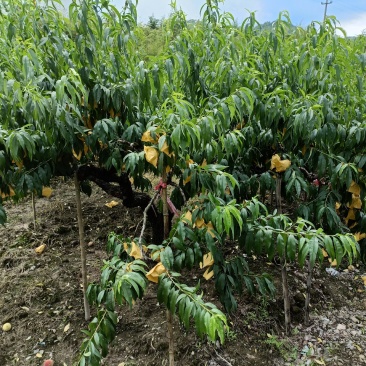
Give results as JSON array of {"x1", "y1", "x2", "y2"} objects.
[{"x1": 0, "y1": 1, "x2": 364, "y2": 365}]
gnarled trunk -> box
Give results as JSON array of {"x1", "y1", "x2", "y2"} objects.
[{"x1": 77, "y1": 165, "x2": 165, "y2": 243}]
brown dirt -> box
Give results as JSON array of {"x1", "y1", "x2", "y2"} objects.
[{"x1": 1, "y1": 179, "x2": 366, "y2": 366}]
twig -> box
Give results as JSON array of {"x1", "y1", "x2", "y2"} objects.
[
  {"x1": 138, "y1": 191, "x2": 160, "y2": 247},
  {"x1": 134, "y1": 219, "x2": 143, "y2": 237},
  {"x1": 213, "y1": 348, "x2": 233, "y2": 366}
]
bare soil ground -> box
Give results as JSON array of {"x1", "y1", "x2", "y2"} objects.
[{"x1": 1, "y1": 179, "x2": 366, "y2": 366}]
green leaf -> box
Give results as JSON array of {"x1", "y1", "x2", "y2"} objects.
[
  {"x1": 277, "y1": 234, "x2": 285, "y2": 257},
  {"x1": 161, "y1": 246, "x2": 174, "y2": 270},
  {"x1": 297, "y1": 237, "x2": 308, "y2": 268},
  {"x1": 308, "y1": 237, "x2": 319, "y2": 267},
  {"x1": 185, "y1": 248, "x2": 194, "y2": 269},
  {"x1": 287, "y1": 235, "x2": 297, "y2": 262},
  {"x1": 323, "y1": 236, "x2": 335, "y2": 260},
  {"x1": 333, "y1": 237, "x2": 344, "y2": 268}
]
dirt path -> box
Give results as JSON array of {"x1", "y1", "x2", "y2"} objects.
[{"x1": 1, "y1": 179, "x2": 365, "y2": 365}]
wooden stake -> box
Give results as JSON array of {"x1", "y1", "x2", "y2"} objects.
[
  {"x1": 31, "y1": 193, "x2": 37, "y2": 229},
  {"x1": 276, "y1": 175, "x2": 291, "y2": 334},
  {"x1": 281, "y1": 258, "x2": 291, "y2": 334},
  {"x1": 162, "y1": 170, "x2": 174, "y2": 366},
  {"x1": 74, "y1": 173, "x2": 91, "y2": 321}
]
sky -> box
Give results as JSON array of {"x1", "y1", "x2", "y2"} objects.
[{"x1": 59, "y1": 0, "x2": 366, "y2": 37}]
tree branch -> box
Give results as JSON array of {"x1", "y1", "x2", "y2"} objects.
[{"x1": 77, "y1": 164, "x2": 165, "y2": 243}]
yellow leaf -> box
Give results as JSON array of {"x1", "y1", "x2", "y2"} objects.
[
  {"x1": 146, "y1": 262, "x2": 166, "y2": 283},
  {"x1": 144, "y1": 146, "x2": 159, "y2": 168},
  {"x1": 348, "y1": 195, "x2": 362, "y2": 210},
  {"x1": 183, "y1": 174, "x2": 191, "y2": 185},
  {"x1": 15, "y1": 160, "x2": 24, "y2": 169},
  {"x1": 335, "y1": 202, "x2": 341, "y2": 210},
  {"x1": 128, "y1": 242, "x2": 142, "y2": 260},
  {"x1": 201, "y1": 159, "x2": 207, "y2": 167},
  {"x1": 314, "y1": 359, "x2": 325, "y2": 365},
  {"x1": 354, "y1": 232, "x2": 366, "y2": 242},
  {"x1": 141, "y1": 130, "x2": 158, "y2": 143},
  {"x1": 72, "y1": 149, "x2": 82, "y2": 161},
  {"x1": 186, "y1": 159, "x2": 194, "y2": 166},
  {"x1": 361, "y1": 276, "x2": 366, "y2": 286},
  {"x1": 270, "y1": 154, "x2": 291, "y2": 173},
  {"x1": 182, "y1": 211, "x2": 192, "y2": 224},
  {"x1": 329, "y1": 258, "x2": 337, "y2": 267},
  {"x1": 159, "y1": 137, "x2": 173, "y2": 157},
  {"x1": 105, "y1": 200, "x2": 119, "y2": 208},
  {"x1": 0, "y1": 186, "x2": 15, "y2": 199},
  {"x1": 322, "y1": 248, "x2": 328, "y2": 258},
  {"x1": 194, "y1": 217, "x2": 205, "y2": 229},
  {"x1": 35, "y1": 244, "x2": 46, "y2": 254},
  {"x1": 203, "y1": 267, "x2": 214, "y2": 280},
  {"x1": 200, "y1": 252, "x2": 214, "y2": 269},
  {"x1": 301, "y1": 145, "x2": 307, "y2": 156},
  {"x1": 63, "y1": 323, "x2": 70, "y2": 333},
  {"x1": 345, "y1": 208, "x2": 356, "y2": 225},
  {"x1": 349, "y1": 222, "x2": 357, "y2": 229},
  {"x1": 42, "y1": 187, "x2": 53, "y2": 198},
  {"x1": 99, "y1": 140, "x2": 108, "y2": 149},
  {"x1": 348, "y1": 181, "x2": 361, "y2": 195},
  {"x1": 204, "y1": 221, "x2": 216, "y2": 238}
]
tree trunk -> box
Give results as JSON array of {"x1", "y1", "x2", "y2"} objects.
[
  {"x1": 77, "y1": 165, "x2": 165, "y2": 243},
  {"x1": 304, "y1": 259, "x2": 313, "y2": 326},
  {"x1": 74, "y1": 173, "x2": 91, "y2": 321},
  {"x1": 162, "y1": 171, "x2": 170, "y2": 239},
  {"x1": 276, "y1": 175, "x2": 291, "y2": 334},
  {"x1": 162, "y1": 171, "x2": 175, "y2": 366},
  {"x1": 166, "y1": 309, "x2": 175, "y2": 366}
]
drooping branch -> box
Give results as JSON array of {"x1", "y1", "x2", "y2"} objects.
[{"x1": 77, "y1": 165, "x2": 165, "y2": 243}]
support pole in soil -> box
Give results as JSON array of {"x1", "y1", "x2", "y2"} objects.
[
  {"x1": 304, "y1": 259, "x2": 313, "y2": 326},
  {"x1": 276, "y1": 174, "x2": 291, "y2": 334},
  {"x1": 31, "y1": 193, "x2": 36, "y2": 228},
  {"x1": 162, "y1": 170, "x2": 175, "y2": 366},
  {"x1": 74, "y1": 173, "x2": 91, "y2": 321}
]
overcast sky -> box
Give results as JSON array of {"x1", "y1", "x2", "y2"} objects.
[{"x1": 59, "y1": 0, "x2": 366, "y2": 36}]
